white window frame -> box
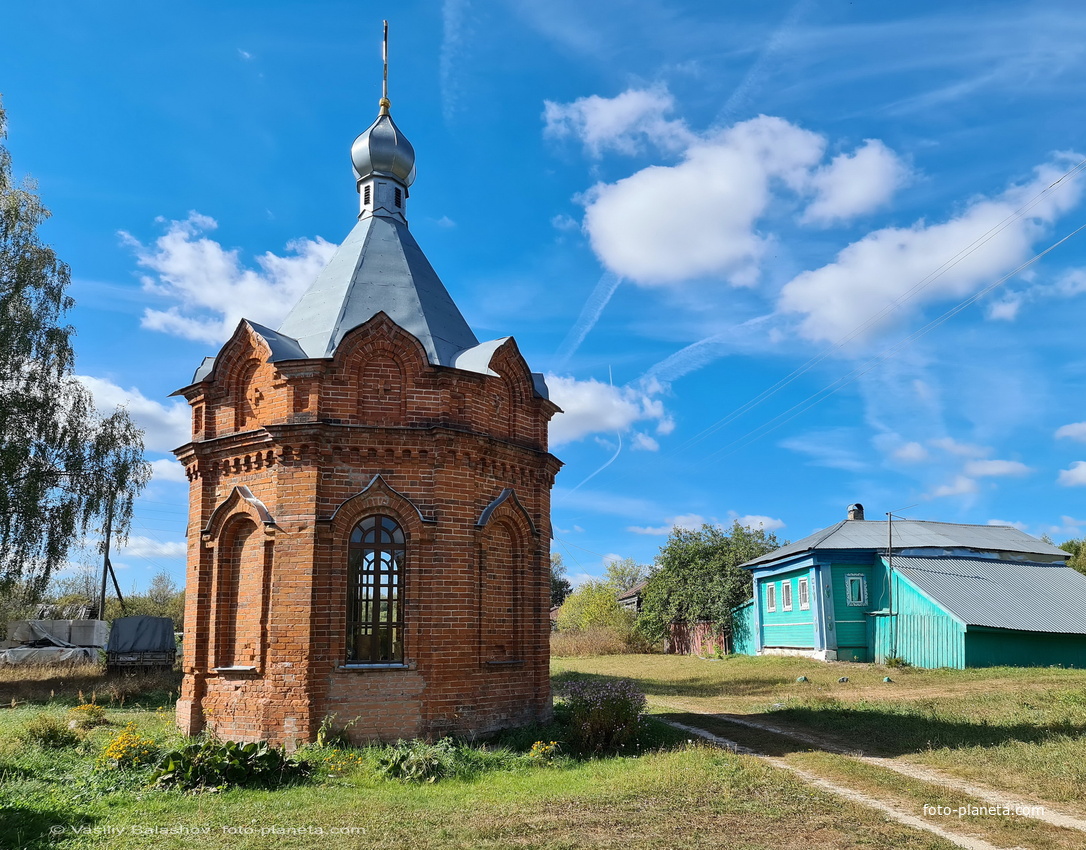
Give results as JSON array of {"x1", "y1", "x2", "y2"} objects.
[
  {"x1": 781, "y1": 580, "x2": 793, "y2": 612},
  {"x1": 845, "y1": 574, "x2": 868, "y2": 607},
  {"x1": 766, "y1": 583, "x2": 776, "y2": 612},
  {"x1": 798, "y1": 577, "x2": 810, "y2": 610}
]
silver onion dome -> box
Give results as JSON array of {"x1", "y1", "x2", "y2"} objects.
[{"x1": 351, "y1": 98, "x2": 416, "y2": 186}]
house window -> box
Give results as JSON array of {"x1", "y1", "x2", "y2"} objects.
[
  {"x1": 766, "y1": 583, "x2": 776, "y2": 612},
  {"x1": 845, "y1": 574, "x2": 868, "y2": 607},
  {"x1": 799, "y1": 577, "x2": 810, "y2": 610},
  {"x1": 346, "y1": 515, "x2": 404, "y2": 664},
  {"x1": 781, "y1": 580, "x2": 793, "y2": 612}
]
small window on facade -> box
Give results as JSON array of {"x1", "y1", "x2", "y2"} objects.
[
  {"x1": 363, "y1": 185, "x2": 371, "y2": 206},
  {"x1": 347, "y1": 515, "x2": 405, "y2": 664},
  {"x1": 799, "y1": 577, "x2": 810, "y2": 610},
  {"x1": 394, "y1": 187, "x2": 402, "y2": 207},
  {"x1": 845, "y1": 574, "x2": 868, "y2": 607},
  {"x1": 781, "y1": 580, "x2": 793, "y2": 611},
  {"x1": 765, "y1": 583, "x2": 776, "y2": 612}
]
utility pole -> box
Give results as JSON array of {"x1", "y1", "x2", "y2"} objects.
[{"x1": 97, "y1": 490, "x2": 114, "y2": 621}]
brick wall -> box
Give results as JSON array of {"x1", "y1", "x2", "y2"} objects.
[{"x1": 174, "y1": 315, "x2": 561, "y2": 746}]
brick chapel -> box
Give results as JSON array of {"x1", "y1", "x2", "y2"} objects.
[{"x1": 172, "y1": 71, "x2": 562, "y2": 745}]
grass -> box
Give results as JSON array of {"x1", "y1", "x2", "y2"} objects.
[
  {"x1": 554, "y1": 653, "x2": 1086, "y2": 813},
  {"x1": 0, "y1": 663, "x2": 963, "y2": 850}
]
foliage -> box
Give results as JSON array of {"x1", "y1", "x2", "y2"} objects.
[
  {"x1": 376, "y1": 737, "x2": 460, "y2": 783},
  {"x1": 550, "y1": 552, "x2": 572, "y2": 607},
  {"x1": 639, "y1": 521, "x2": 782, "y2": 644},
  {"x1": 47, "y1": 565, "x2": 185, "y2": 631},
  {"x1": 551, "y1": 626, "x2": 641, "y2": 657},
  {"x1": 556, "y1": 580, "x2": 635, "y2": 634},
  {"x1": 528, "y1": 740, "x2": 560, "y2": 763},
  {"x1": 152, "y1": 738, "x2": 311, "y2": 790},
  {"x1": 21, "y1": 712, "x2": 80, "y2": 748},
  {"x1": 604, "y1": 556, "x2": 650, "y2": 593},
  {"x1": 559, "y1": 677, "x2": 646, "y2": 754},
  {"x1": 0, "y1": 102, "x2": 152, "y2": 594},
  {"x1": 68, "y1": 702, "x2": 107, "y2": 728},
  {"x1": 1059, "y1": 538, "x2": 1086, "y2": 575},
  {"x1": 98, "y1": 723, "x2": 159, "y2": 769}
]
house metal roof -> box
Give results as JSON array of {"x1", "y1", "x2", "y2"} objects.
[
  {"x1": 742, "y1": 519, "x2": 1068, "y2": 568},
  {"x1": 894, "y1": 555, "x2": 1086, "y2": 634}
]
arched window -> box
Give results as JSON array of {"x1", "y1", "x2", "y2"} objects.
[{"x1": 346, "y1": 515, "x2": 405, "y2": 664}]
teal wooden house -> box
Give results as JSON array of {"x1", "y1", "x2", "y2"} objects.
[{"x1": 733, "y1": 504, "x2": 1086, "y2": 668}]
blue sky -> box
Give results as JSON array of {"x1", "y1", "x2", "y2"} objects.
[{"x1": 3, "y1": 1, "x2": 1086, "y2": 590}]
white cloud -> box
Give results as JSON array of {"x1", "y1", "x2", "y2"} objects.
[
  {"x1": 546, "y1": 374, "x2": 672, "y2": 447},
  {"x1": 435, "y1": 215, "x2": 456, "y2": 229},
  {"x1": 237, "y1": 49, "x2": 253, "y2": 61},
  {"x1": 77, "y1": 375, "x2": 190, "y2": 454},
  {"x1": 780, "y1": 428, "x2": 868, "y2": 472},
  {"x1": 892, "y1": 441, "x2": 929, "y2": 463},
  {"x1": 778, "y1": 157, "x2": 1084, "y2": 344},
  {"x1": 551, "y1": 213, "x2": 579, "y2": 232},
  {"x1": 631, "y1": 433, "x2": 659, "y2": 451},
  {"x1": 1058, "y1": 461, "x2": 1086, "y2": 487},
  {"x1": 987, "y1": 268, "x2": 1086, "y2": 322},
  {"x1": 930, "y1": 437, "x2": 989, "y2": 458},
  {"x1": 727, "y1": 512, "x2": 786, "y2": 531},
  {"x1": 628, "y1": 513, "x2": 706, "y2": 536},
  {"x1": 543, "y1": 85, "x2": 693, "y2": 157},
  {"x1": 582, "y1": 115, "x2": 825, "y2": 286},
  {"x1": 124, "y1": 212, "x2": 337, "y2": 345},
  {"x1": 963, "y1": 459, "x2": 1032, "y2": 477},
  {"x1": 115, "y1": 536, "x2": 187, "y2": 559},
  {"x1": 987, "y1": 519, "x2": 1029, "y2": 531},
  {"x1": 927, "y1": 475, "x2": 979, "y2": 498},
  {"x1": 802, "y1": 139, "x2": 910, "y2": 225},
  {"x1": 150, "y1": 458, "x2": 188, "y2": 483},
  {"x1": 1056, "y1": 421, "x2": 1086, "y2": 441}
]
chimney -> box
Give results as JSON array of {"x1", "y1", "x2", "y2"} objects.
[{"x1": 847, "y1": 503, "x2": 865, "y2": 521}]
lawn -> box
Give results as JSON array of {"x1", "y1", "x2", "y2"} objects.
[
  {"x1": 553, "y1": 654, "x2": 1086, "y2": 810},
  {"x1": 0, "y1": 662, "x2": 961, "y2": 850}
]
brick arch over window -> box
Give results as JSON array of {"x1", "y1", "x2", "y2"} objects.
[
  {"x1": 326, "y1": 475, "x2": 434, "y2": 665},
  {"x1": 476, "y1": 489, "x2": 538, "y2": 664},
  {"x1": 202, "y1": 486, "x2": 275, "y2": 671}
]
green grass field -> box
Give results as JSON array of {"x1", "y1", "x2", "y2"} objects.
[
  {"x1": 554, "y1": 654, "x2": 1086, "y2": 810},
  {"x1": 0, "y1": 661, "x2": 965, "y2": 850}
]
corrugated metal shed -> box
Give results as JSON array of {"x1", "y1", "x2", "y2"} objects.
[
  {"x1": 894, "y1": 555, "x2": 1086, "y2": 634},
  {"x1": 743, "y1": 519, "x2": 1067, "y2": 568}
]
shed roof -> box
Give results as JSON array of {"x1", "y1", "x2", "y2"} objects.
[
  {"x1": 894, "y1": 555, "x2": 1086, "y2": 634},
  {"x1": 743, "y1": 519, "x2": 1067, "y2": 568}
]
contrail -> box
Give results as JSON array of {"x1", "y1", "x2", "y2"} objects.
[{"x1": 554, "y1": 272, "x2": 621, "y2": 368}]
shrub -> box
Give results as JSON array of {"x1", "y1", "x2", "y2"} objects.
[
  {"x1": 376, "y1": 737, "x2": 459, "y2": 783},
  {"x1": 560, "y1": 678, "x2": 646, "y2": 754},
  {"x1": 98, "y1": 723, "x2": 159, "y2": 769},
  {"x1": 551, "y1": 627, "x2": 632, "y2": 657},
  {"x1": 68, "y1": 702, "x2": 107, "y2": 728},
  {"x1": 22, "y1": 713, "x2": 80, "y2": 748},
  {"x1": 152, "y1": 738, "x2": 311, "y2": 790},
  {"x1": 556, "y1": 582, "x2": 634, "y2": 634}
]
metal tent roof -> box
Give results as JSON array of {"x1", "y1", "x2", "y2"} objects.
[
  {"x1": 743, "y1": 519, "x2": 1068, "y2": 568},
  {"x1": 276, "y1": 214, "x2": 480, "y2": 366},
  {"x1": 894, "y1": 555, "x2": 1086, "y2": 634}
]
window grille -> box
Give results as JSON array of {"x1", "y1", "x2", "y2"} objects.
[
  {"x1": 394, "y1": 187, "x2": 402, "y2": 207},
  {"x1": 346, "y1": 515, "x2": 405, "y2": 663},
  {"x1": 363, "y1": 185, "x2": 371, "y2": 206}
]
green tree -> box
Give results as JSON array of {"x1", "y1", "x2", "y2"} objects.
[
  {"x1": 0, "y1": 101, "x2": 151, "y2": 594},
  {"x1": 555, "y1": 580, "x2": 633, "y2": 634},
  {"x1": 639, "y1": 521, "x2": 783, "y2": 644},
  {"x1": 1060, "y1": 539, "x2": 1086, "y2": 575},
  {"x1": 550, "y1": 552, "x2": 572, "y2": 607},
  {"x1": 604, "y1": 556, "x2": 650, "y2": 592}
]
